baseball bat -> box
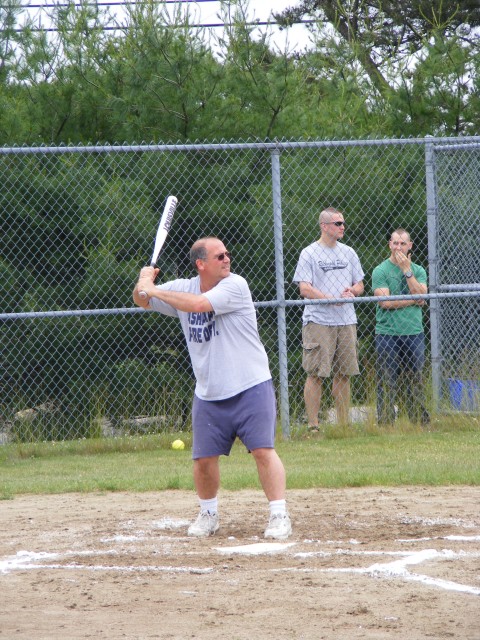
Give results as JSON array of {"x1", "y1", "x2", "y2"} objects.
[{"x1": 138, "y1": 195, "x2": 178, "y2": 300}]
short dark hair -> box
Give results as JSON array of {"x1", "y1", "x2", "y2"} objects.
[
  {"x1": 189, "y1": 237, "x2": 218, "y2": 270},
  {"x1": 189, "y1": 243, "x2": 207, "y2": 270}
]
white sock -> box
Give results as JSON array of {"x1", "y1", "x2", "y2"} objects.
[
  {"x1": 269, "y1": 499, "x2": 286, "y2": 517},
  {"x1": 199, "y1": 497, "x2": 218, "y2": 515}
]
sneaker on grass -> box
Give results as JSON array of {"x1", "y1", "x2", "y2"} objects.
[
  {"x1": 264, "y1": 513, "x2": 292, "y2": 540},
  {"x1": 187, "y1": 511, "x2": 219, "y2": 537}
]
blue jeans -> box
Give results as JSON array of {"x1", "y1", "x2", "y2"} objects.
[{"x1": 375, "y1": 334, "x2": 430, "y2": 425}]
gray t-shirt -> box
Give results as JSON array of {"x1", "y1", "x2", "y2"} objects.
[
  {"x1": 149, "y1": 273, "x2": 271, "y2": 401},
  {"x1": 293, "y1": 241, "x2": 364, "y2": 326}
]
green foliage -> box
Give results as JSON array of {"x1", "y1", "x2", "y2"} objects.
[
  {"x1": 1, "y1": 0, "x2": 478, "y2": 144},
  {"x1": 104, "y1": 2, "x2": 226, "y2": 142},
  {"x1": 105, "y1": 358, "x2": 193, "y2": 430},
  {"x1": 217, "y1": 7, "x2": 305, "y2": 140}
]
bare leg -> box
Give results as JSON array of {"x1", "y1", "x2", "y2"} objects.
[
  {"x1": 251, "y1": 448, "x2": 286, "y2": 501},
  {"x1": 332, "y1": 374, "x2": 350, "y2": 425},
  {"x1": 304, "y1": 375, "x2": 323, "y2": 427},
  {"x1": 192, "y1": 456, "x2": 220, "y2": 499}
]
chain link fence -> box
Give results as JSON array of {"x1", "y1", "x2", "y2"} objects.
[{"x1": 1, "y1": 138, "x2": 479, "y2": 443}]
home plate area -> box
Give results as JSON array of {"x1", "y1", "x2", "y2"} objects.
[{"x1": 1, "y1": 487, "x2": 479, "y2": 640}]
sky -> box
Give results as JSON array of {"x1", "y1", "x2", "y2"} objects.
[
  {"x1": 21, "y1": 0, "x2": 314, "y2": 52},
  {"x1": 179, "y1": 0, "x2": 313, "y2": 53}
]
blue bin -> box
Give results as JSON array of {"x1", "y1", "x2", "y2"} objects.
[{"x1": 448, "y1": 378, "x2": 480, "y2": 411}]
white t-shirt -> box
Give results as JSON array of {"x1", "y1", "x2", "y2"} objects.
[
  {"x1": 149, "y1": 273, "x2": 271, "y2": 401},
  {"x1": 293, "y1": 241, "x2": 364, "y2": 326}
]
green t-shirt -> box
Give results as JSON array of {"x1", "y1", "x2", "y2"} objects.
[{"x1": 372, "y1": 258, "x2": 427, "y2": 336}]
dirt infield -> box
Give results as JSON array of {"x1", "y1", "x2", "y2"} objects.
[{"x1": 1, "y1": 487, "x2": 479, "y2": 639}]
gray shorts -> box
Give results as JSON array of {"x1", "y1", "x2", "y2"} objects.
[
  {"x1": 302, "y1": 322, "x2": 359, "y2": 377},
  {"x1": 191, "y1": 380, "x2": 277, "y2": 459}
]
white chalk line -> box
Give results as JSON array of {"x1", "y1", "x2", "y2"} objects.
[
  {"x1": 0, "y1": 550, "x2": 213, "y2": 575},
  {"x1": 283, "y1": 548, "x2": 480, "y2": 596},
  {"x1": 2, "y1": 518, "x2": 480, "y2": 596}
]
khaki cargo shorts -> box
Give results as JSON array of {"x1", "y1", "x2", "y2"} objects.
[{"x1": 302, "y1": 323, "x2": 360, "y2": 377}]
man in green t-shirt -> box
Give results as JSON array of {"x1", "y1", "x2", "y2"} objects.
[{"x1": 372, "y1": 229, "x2": 430, "y2": 426}]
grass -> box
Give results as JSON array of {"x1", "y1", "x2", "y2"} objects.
[{"x1": 0, "y1": 421, "x2": 479, "y2": 499}]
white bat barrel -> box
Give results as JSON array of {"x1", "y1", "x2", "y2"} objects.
[{"x1": 138, "y1": 195, "x2": 178, "y2": 300}]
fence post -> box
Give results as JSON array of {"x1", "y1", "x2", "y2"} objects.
[
  {"x1": 271, "y1": 148, "x2": 290, "y2": 438},
  {"x1": 425, "y1": 137, "x2": 441, "y2": 412}
]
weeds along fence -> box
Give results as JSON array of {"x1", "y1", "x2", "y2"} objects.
[{"x1": 1, "y1": 137, "x2": 480, "y2": 443}]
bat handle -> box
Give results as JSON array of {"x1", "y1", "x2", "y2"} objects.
[{"x1": 138, "y1": 261, "x2": 156, "y2": 300}]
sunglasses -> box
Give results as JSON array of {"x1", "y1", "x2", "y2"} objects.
[
  {"x1": 325, "y1": 221, "x2": 345, "y2": 227},
  {"x1": 214, "y1": 251, "x2": 232, "y2": 261}
]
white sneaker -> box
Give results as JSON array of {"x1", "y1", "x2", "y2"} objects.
[
  {"x1": 188, "y1": 511, "x2": 219, "y2": 537},
  {"x1": 264, "y1": 513, "x2": 292, "y2": 540}
]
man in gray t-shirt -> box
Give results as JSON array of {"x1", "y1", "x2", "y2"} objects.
[
  {"x1": 146, "y1": 273, "x2": 272, "y2": 401},
  {"x1": 133, "y1": 236, "x2": 291, "y2": 541},
  {"x1": 293, "y1": 207, "x2": 364, "y2": 430}
]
